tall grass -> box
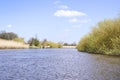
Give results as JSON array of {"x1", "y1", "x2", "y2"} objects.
[
  {"x1": 77, "y1": 18, "x2": 120, "y2": 55},
  {"x1": 0, "y1": 39, "x2": 29, "y2": 49}
]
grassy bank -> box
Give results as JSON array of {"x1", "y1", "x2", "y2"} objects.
[
  {"x1": 0, "y1": 39, "x2": 29, "y2": 49},
  {"x1": 77, "y1": 17, "x2": 120, "y2": 55}
]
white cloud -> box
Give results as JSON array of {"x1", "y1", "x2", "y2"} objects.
[
  {"x1": 54, "y1": 10, "x2": 86, "y2": 17},
  {"x1": 53, "y1": 2, "x2": 89, "y2": 24},
  {"x1": 59, "y1": 5, "x2": 68, "y2": 9},
  {"x1": 7, "y1": 24, "x2": 12, "y2": 28}
]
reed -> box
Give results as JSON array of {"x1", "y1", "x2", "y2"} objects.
[
  {"x1": 0, "y1": 39, "x2": 29, "y2": 49},
  {"x1": 77, "y1": 18, "x2": 120, "y2": 55}
]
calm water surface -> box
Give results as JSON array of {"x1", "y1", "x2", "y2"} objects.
[{"x1": 0, "y1": 49, "x2": 120, "y2": 80}]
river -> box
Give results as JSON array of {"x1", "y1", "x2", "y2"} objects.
[{"x1": 0, "y1": 49, "x2": 120, "y2": 80}]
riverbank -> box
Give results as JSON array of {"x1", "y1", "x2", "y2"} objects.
[
  {"x1": 77, "y1": 17, "x2": 120, "y2": 55},
  {"x1": 62, "y1": 46, "x2": 76, "y2": 48},
  {"x1": 0, "y1": 39, "x2": 29, "y2": 49}
]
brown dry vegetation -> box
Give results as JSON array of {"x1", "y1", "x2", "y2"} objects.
[{"x1": 0, "y1": 39, "x2": 29, "y2": 49}]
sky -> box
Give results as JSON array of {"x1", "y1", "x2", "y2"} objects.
[{"x1": 0, "y1": 0, "x2": 120, "y2": 43}]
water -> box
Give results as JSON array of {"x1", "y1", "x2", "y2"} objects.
[{"x1": 0, "y1": 49, "x2": 120, "y2": 80}]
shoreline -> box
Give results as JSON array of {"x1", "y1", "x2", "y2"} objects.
[{"x1": 0, "y1": 39, "x2": 29, "y2": 49}]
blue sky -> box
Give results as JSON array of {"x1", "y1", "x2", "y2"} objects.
[{"x1": 0, "y1": 0, "x2": 120, "y2": 43}]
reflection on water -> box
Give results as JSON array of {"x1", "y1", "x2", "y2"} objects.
[{"x1": 0, "y1": 49, "x2": 120, "y2": 80}]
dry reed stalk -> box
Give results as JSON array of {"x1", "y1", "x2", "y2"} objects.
[{"x1": 0, "y1": 39, "x2": 29, "y2": 49}]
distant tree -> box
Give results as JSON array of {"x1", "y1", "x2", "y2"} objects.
[
  {"x1": 41, "y1": 39, "x2": 48, "y2": 48},
  {"x1": 0, "y1": 31, "x2": 18, "y2": 40},
  {"x1": 63, "y1": 42, "x2": 76, "y2": 46},
  {"x1": 34, "y1": 39, "x2": 40, "y2": 46},
  {"x1": 70, "y1": 42, "x2": 77, "y2": 46},
  {"x1": 41, "y1": 39, "x2": 62, "y2": 48},
  {"x1": 28, "y1": 37, "x2": 40, "y2": 46},
  {"x1": 63, "y1": 43, "x2": 69, "y2": 46}
]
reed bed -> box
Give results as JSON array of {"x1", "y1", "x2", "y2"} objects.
[
  {"x1": 0, "y1": 39, "x2": 29, "y2": 49},
  {"x1": 77, "y1": 18, "x2": 120, "y2": 55}
]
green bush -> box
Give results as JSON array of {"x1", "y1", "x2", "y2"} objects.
[
  {"x1": 77, "y1": 18, "x2": 120, "y2": 55},
  {"x1": 28, "y1": 37, "x2": 40, "y2": 47},
  {"x1": 0, "y1": 31, "x2": 18, "y2": 40},
  {"x1": 47, "y1": 41, "x2": 62, "y2": 48}
]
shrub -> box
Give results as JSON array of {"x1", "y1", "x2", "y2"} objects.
[
  {"x1": 77, "y1": 18, "x2": 120, "y2": 55},
  {"x1": 28, "y1": 37, "x2": 40, "y2": 47},
  {"x1": 0, "y1": 31, "x2": 18, "y2": 40}
]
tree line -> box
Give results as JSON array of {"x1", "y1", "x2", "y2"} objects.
[
  {"x1": 0, "y1": 31, "x2": 76, "y2": 48},
  {"x1": 0, "y1": 31, "x2": 24, "y2": 43},
  {"x1": 28, "y1": 38, "x2": 62, "y2": 48}
]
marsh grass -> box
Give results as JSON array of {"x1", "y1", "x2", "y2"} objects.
[
  {"x1": 0, "y1": 39, "x2": 29, "y2": 49},
  {"x1": 77, "y1": 18, "x2": 120, "y2": 55}
]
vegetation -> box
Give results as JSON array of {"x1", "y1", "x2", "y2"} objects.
[
  {"x1": 47, "y1": 41, "x2": 62, "y2": 48},
  {"x1": 63, "y1": 42, "x2": 76, "y2": 46},
  {"x1": 41, "y1": 39, "x2": 48, "y2": 48},
  {"x1": 0, "y1": 31, "x2": 28, "y2": 49},
  {"x1": 13, "y1": 37, "x2": 25, "y2": 43},
  {"x1": 77, "y1": 17, "x2": 120, "y2": 55},
  {"x1": 28, "y1": 37, "x2": 40, "y2": 47},
  {"x1": 0, "y1": 31, "x2": 76, "y2": 49},
  {"x1": 0, "y1": 31, "x2": 18, "y2": 40},
  {"x1": 0, "y1": 39, "x2": 29, "y2": 49},
  {"x1": 28, "y1": 38, "x2": 62, "y2": 48}
]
